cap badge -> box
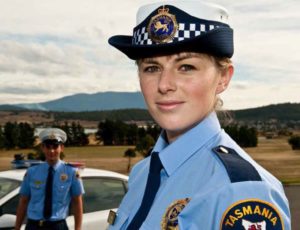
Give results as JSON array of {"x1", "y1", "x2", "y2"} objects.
[
  {"x1": 48, "y1": 132, "x2": 56, "y2": 140},
  {"x1": 161, "y1": 198, "x2": 191, "y2": 229},
  {"x1": 60, "y1": 173, "x2": 68, "y2": 181},
  {"x1": 147, "y1": 6, "x2": 178, "y2": 44}
]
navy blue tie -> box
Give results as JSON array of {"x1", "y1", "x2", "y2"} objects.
[
  {"x1": 127, "y1": 152, "x2": 163, "y2": 230},
  {"x1": 44, "y1": 166, "x2": 54, "y2": 219}
]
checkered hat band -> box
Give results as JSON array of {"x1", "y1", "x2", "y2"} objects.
[{"x1": 133, "y1": 23, "x2": 219, "y2": 45}]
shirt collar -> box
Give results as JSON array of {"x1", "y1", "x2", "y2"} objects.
[
  {"x1": 152, "y1": 112, "x2": 221, "y2": 176},
  {"x1": 46, "y1": 160, "x2": 62, "y2": 171}
]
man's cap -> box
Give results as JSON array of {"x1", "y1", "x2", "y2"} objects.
[
  {"x1": 39, "y1": 128, "x2": 67, "y2": 144},
  {"x1": 108, "y1": 1, "x2": 234, "y2": 60}
]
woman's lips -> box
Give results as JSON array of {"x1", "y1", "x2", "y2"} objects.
[{"x1": 156, "y1": 100, "x2": 184, "y2": 111}]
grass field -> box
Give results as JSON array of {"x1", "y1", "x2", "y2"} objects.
[
  {"x1": 0, "y1": 136, "x2": 299, "y2": 183},
  {"x1": 245, "y1": 137, "x2": 300, "y2": 184}
]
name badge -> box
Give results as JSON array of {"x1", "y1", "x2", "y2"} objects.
[{"x1": 107, "y1": 210, "x2": 117, "y2": 225}]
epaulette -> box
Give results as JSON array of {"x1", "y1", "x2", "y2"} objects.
[
  {"x1": 65, "y1": 162, "x2": 85, "y2": 168},
  {"x1": 212, "y1": 145, "x2": 262, "y2": 183}
]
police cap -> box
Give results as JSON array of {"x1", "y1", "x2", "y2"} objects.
[
  {"x1": 39, "y1": 128, "x2": 67, "y2": 144},
  {"x1": 108, "y1": 1, "x2": 233, "y2": 59}
]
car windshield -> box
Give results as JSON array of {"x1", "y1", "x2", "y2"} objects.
[{"x1": 0, "y1": 178, "x2": 20, "y2": 199}]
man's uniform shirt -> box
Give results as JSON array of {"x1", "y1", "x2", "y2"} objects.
[
  {"x1": 109, "y1": 112, "x2": 291, "y2": 229},
  {"x1": 20, "y1": 160, "x2": 84, "y2": 221}
]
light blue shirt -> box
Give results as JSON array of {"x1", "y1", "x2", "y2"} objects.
[
  {"x1": 20, "y1": 160, "x2": 84, "y2": 221},
  {"x1": 109, "y1": 112, "x2": 291, "y2": 229}
]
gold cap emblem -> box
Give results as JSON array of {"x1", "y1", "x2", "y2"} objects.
[{"x1": 147, "y1": 6, "x2": 178, "y2": 44}]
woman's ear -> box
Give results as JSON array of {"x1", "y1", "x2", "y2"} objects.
[{"x1": 216, "y1": 65, "x2": 234, "y2": 94}]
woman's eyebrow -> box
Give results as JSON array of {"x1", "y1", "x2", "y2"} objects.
[
  {"x1": 140, "y1": 58, "x2": 159, "y2": 64},
  {"x1": 174, "y1": 53, "x2": 202, "y2": 62}
]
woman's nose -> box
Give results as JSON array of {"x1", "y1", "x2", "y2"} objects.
[{"x1": 158, "y1": 69, "x2": 177, "y2": 94}]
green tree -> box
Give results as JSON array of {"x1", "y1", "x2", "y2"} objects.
[
  {"x1": 68, "y1": 122, "x2": 89, "y2": 146},
  {"x1": 57, "y1": 122, "x2": 89, "y2": 146},
  {"x1": 238, "y1": 126, "x2": 257, "y2": 147},
  {"x1": 288, "y1": 135, "x2": 300, "y2": 150},
  {"x1": 18, "y1": 122, "x2": 35, "y2": 149},
  {"x1": 224, "y1": 125, "x2": 257, "y2": 148},
  {"x1": 4, "y1": 122, "x2": 19, "y2": 149},
  {"x1": 137, "y1": 126, "x2": 147, "y2": 140},
  {"x1": 74, "y1": 123, "x2": 89, "y2": 146},
  {"x1": 60, "y1": 122, "x2": 72, "y2": 146},
  {"x1": 127, "y1": 124, "x2": 138, "y2": 145},
  {"x1": 124, "y1": 148, "x2": 136, "y2": 173},
  {"x1": 114, "y1": 120, "x2": 127, "y2": 145},
  {"x1": 136, "y1": 134, "x2": 155, "y2": 157},
  {"x1": 96, "y1": 120, "x2": 158, "y2": 147},
  {"x1": 96, "y1": 119, "x2": 116, "y2": 145},
  {"x1": 0, "y1": 125, "x2": 4, "y2": 149},
  {"x1": 224, "y1": 124, "x2": 239, "y2": 142}
]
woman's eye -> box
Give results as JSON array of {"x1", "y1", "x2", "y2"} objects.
[
  {"x1": 179, "y1": 64, "x2": 195, "y2": 71},
  {"x1": 143, "y1": 66, "x2": 160, "y2": 73}
]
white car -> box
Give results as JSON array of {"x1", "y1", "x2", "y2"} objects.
[{"x1": 0, "y1": 167, "x2": 128, "y2": 230}]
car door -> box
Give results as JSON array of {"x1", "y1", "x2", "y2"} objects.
[
  {"x1": 0, "y1": 193, "x2": 21, "y2": 230},
  {"x1": 67, "y1": 176, "x2": 127, "y2": 230},
  {"x1": 0, "y1": 178, "x2": 21, "y2": 230}
]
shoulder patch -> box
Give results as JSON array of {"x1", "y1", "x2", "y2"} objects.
[
  {"x1": 220, "y1": 199, "x2": 284, "y2": 229},
  {"x1": 212, "y1": 145, "x2": 262, "y2": 183},
  {"x1": 75, "y1": 170, "x2": 81, "y2": 179}
]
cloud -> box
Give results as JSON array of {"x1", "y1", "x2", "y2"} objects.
[
  {"x1": 222, "y1": 81, "x2": 300, "y2": 110},
  {"x1": 0, "y1": 0, "x2": 299, "y2": 109},
  {"x1": 0, "y1": 86, "x2": 48, "y2": 95}
]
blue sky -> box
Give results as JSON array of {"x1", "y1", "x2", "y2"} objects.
[{"x1": 0, "y1": 0, "x2": 299, "y2": 110}]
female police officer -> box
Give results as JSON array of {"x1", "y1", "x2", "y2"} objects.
[{"x1": 108, "y1": 1, "x2": 291, "y2": 229}]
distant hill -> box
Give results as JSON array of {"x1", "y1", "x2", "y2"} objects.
[
  {"x1": 4, "y1": 92, "x2": 147, "y2": 112},
  {"x1": 231, "y1": 103, "x2": 300, "y2": 121},
  {"x1": 53, "y1": 102, "x2": 298, "y2": 122},
  {"x1": 0, "y1": 91, "x2": 299, "y2": 122},
  {"x1": 0, "y1": 104, "x2": 27, "y2": 111}
]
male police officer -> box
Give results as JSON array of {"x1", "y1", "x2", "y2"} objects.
[{"x1": 15, "y1": 128, "x2": 84, "y2": 230}]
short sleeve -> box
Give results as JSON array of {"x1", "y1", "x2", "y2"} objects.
[
  {"x1": 70, "y1": 169, "x2": 85, "y2": 196},
  {"x1": 178, "y1": 181, "x2": 291, "y2": 230},
  {"x1": 19, "y1": 169, "x2": 31, "y2": 196}
]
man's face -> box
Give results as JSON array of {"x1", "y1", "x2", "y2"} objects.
[{"x1": 42, "y1": 141, "x2": 64, "y2": 165}]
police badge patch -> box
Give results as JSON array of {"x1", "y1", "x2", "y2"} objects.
[
  {"x1": 60, "y1": 173, "x2": 68, "y2": 181},
  {"x1": 220, "y1": 199, "x2": 284, "y2": 230},
  {"x1": 161, "y1": 198, "x2": 191, "y2": 230},
  {"x1": 147, "y1": 6, "x2": 178, "y2": 43}
]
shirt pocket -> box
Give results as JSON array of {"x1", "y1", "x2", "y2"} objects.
[
  {"x1": 56, "y1": 181, "x2": 71, "y2": 203},
  {"x1": 29, "y1": 181, "x2": 45, "y2": 202},
  {"x1": 108, "y1": 210, "x2": 129, "y2": 230}
]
